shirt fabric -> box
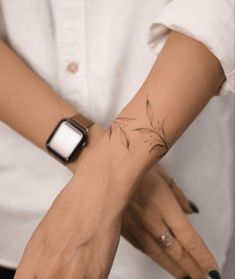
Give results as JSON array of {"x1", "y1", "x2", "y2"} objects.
[{"x1": 0, "y1": 0, "x2": 234, "y2": 278}]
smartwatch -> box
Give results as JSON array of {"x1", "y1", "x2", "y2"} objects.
[{"x1": 46, "y1": 113, "x2": 94, "y2": 163}]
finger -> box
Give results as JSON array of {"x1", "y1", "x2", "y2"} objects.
[
  {"x1": 173, "y1": 223, "x2": 220, "y2": 279},
  {"x1": 122, "y1": 210, "x2": 187, "y2": 279},
  {"x1": 154, "y1": 186, "x2": 221, "y2": 278},
  {"x1": 155, "y1": 165, "x2": 199, "y2": 214},
  {"x1": 130, "y1": 202, "x2": 206, "y2": 279},
  {"x1": 161, "y1": 236, "x2": 206, "y2": 279},
  {"x1": 168, "y1": 179, "x2": 199, "y2": 215},
  {"x1": 121, "y1": 223, "x2": 143, "y2": 251}
]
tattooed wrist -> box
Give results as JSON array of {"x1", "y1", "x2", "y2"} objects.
[
  {"x1": 109, "y1": 97, "x2": 170, "y2": 158},
  {"x1": 109, "y1": 117, "x2": 136, "y2": 150}
]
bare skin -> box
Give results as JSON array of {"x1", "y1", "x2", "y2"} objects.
[
  {"x1": 124, "y1": 166, "x2": 213, "y2": 279},
  {"x1": 72, "y1": 128, "x2": 217, "y2": 279},
  {"x1": 0, "y1": 31, "x2": 225, "y2": 279}
]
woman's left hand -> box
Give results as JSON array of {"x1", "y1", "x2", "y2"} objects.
[{"x1": 122, "y1": 165, "x2": 219, "y2": 279}]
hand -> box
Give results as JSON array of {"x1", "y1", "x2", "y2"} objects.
[
  {"x1": 122, "y1": 165, "x2": 220, "y2": 279},
  {"x1": 14, "y1": 137, "x2": 129, "y2": 279},
  {"x1": 73, "y1": 126, "x2": 219, "y2": 278}
]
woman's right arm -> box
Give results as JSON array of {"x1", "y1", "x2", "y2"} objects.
[{"x1": 0, "y1": 40, "x2": 104, "y2": 171}]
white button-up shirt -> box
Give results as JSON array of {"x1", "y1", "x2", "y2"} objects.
[{"x1": 0, "y1": 0, "x2": 234, "y2": 277}]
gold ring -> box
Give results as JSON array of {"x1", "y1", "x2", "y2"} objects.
[{"x1": 156, "y1": 231, "x2": 175, "y2": 249}]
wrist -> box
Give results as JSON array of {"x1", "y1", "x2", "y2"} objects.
[
  {"x1": 70, "y1": 126, "x2": 147, "y2": 216},
  {"x1": 71, "y1": 132, "x2": 137, "y2": 214},
  {"x1": 68, "y1": 123, "x2": 105, "y2": 172}
]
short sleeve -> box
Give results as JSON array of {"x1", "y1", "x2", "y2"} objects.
[{"x1": 147, "y1": 0, "x2": 234, "y2": 96}]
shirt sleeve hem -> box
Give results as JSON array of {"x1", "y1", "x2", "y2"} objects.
[{"x1": 147, "y1": 17, "x2": 234, "y2": 96}]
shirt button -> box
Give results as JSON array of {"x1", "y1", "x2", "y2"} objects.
[{"x1": 67, "y1": 62, "x2": 79, "y2": 73}]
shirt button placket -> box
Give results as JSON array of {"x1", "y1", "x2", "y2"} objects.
[{"x1": 51, "y1": 0, "x2": 89, "y2": 113}]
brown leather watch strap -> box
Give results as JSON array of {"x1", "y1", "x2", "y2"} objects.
[{"x1": 71, "y1": 113, "x2": 94, "y2": 130}]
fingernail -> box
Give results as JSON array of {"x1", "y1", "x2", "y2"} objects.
[
  {"x1": 182, "y1": 276, "x2": 192, "y2": 279},
  {"x1": 208, "y1": 270, "x2": 221, "y2": 279},
  {"x1": 188, "y1": 200, "x2": 199, "y2": 214}
]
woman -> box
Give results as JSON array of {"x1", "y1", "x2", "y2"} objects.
[{"x1": 0, "y1": 0, "x2": 234, "y2": 279}]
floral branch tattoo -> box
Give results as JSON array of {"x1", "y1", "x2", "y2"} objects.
[
  {"x1": 109, "y1": 97, "x2": 170, "y2": 158},
  {"x1": 134, "y1": 98, "x2": 169, "y2": 157},
  {"x1": 109, "y1": 117, "x2": 136, "y2": 150}
]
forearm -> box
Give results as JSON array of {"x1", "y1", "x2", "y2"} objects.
[
  {"x1": 94, "y1": 31, "x2": 225, "y2": 204},
  {"x1": 0, "y1": 31, "x2": 225, "y2": 207},
  {"x1": 0, "y1": 41, "x2": 103, "y2": 171}
]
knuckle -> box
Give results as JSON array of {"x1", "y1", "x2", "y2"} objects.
[
  {"x1": 167, "y1": 242, "x2": 184, "y2": 261},
  {"x1": 183, "y1": 232, "x2": 201, "y2": 251},
  {"x1": 147, "y1": 245, "x2": 166, "y2": 262}
]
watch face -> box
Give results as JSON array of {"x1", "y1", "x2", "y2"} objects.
[{"x1": 46, "y1": 120, "x2": 87, "y2": 162}]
